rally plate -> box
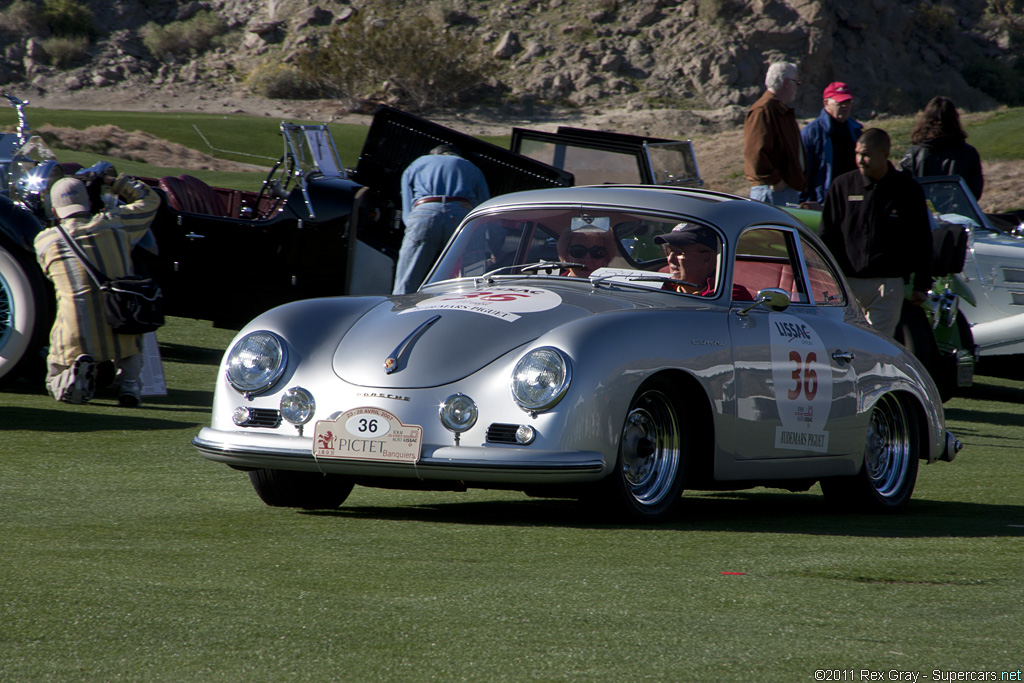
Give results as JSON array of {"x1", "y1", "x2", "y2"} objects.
[{"x1": 313, "y1": 407, "x2": 423, "y2": 463}]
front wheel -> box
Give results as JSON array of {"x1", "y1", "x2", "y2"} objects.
[
  {"x1": 248, "y1": 469, "x2": 354, "y2": 510},
  {"x1": 0, "y1": 240, "x2": 51, "y2": 387},
  {"x1": 601, "y1": 379, "x2": 688, "y2": 522},
  {"x1": 821, "y1": 394, "x2": 919, "y2": 513}
]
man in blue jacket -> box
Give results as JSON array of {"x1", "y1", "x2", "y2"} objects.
[
  {"x1": 393, "y1": 144, "x2": 490, "y2": 294},
  {"x1": 800, "y1": 82, "x2": 863, "y2": 207}
]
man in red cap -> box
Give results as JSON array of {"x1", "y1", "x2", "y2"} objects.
[{"x1": 799, "y1": 81, "x2": 863, "y2": 207}]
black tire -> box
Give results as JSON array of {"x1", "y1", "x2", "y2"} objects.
[
  {"x1": 248, "y1": 468, "x2": 354, "y2": 510},
  {"x1": 0, "y1": 239, "x2": 51, "y2": 387},
  {"x1": 821, "y1": 394, "x2": 920, "y2": 513},
  {"x1": 600, "y1": 378, "x2": 689, "y2": 522}
]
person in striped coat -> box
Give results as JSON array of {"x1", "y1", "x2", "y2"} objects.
[{"x1": 34, "y1": 172, "x2": 160, "y2": 406}]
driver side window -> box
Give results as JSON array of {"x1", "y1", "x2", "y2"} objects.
[{"x1": 733, "y1": 228, "x2": 808, "y2": 304}]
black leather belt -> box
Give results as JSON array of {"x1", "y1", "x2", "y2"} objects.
[{"x1": 413, "y1": 195, "x2": 471, "y2": 208}]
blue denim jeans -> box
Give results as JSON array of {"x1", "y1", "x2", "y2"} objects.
[
  {"x1": 750, "y1": 184, "x2": 801, "y2": 207},
  {"x1": 392, "y1": 203, "x2": 470, "y2": 294}
]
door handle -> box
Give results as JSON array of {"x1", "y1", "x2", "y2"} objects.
[
  {"x1": 185, "y1": 232, "x2": 206, "y2": 241},
  {"x1": 831, "y1": 350, "x2": 854, "y2": 363}
]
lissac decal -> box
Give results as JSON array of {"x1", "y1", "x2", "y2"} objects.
[{"x1": 773, "y1": 320, "x2": 812, "y2": 342}]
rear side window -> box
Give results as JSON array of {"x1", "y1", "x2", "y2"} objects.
[{"x1": 800, "y1": 238, "x2": 846, "y2": 306}]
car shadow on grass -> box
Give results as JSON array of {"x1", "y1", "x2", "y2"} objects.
[
  {"x1": 158, "y1": 341, "x2": 226, "y2": 366},
  {"x1": 301, "y1": 491, "x2": 1024, "y2": 538},
  {"x1": 0, "y1": 405, "x2": 200, "y2": 431}
]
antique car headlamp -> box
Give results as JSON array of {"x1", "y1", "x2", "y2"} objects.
[
  {"x1": 511, "y1": 347, "x2": 571, "y2": 412},
  {"x1": 280, "y1": 387, "x2": 315, "y2": 425},
  {"x1": 225, "y1": 331, "x2": 287, "y2": 395},
  {"x1": 439, "y1": 393, "x2": 478, "y2": 434}
]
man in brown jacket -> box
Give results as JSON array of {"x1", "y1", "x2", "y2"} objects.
[{"x1": 743, "y1": 61, "x2": 807, "y2": 207}]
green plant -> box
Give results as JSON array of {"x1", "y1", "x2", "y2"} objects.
[
  {"x1": 40, "y1": 34, "x2": 90, "y2": 67},
  {"x1": 697, "y1": 0, "x2": 743, "y2": 24},
  {"x1": 246, "y1": 63, "x2": 320, "y2": 100},
  {"x1": 42, "y1": 0, "x2": 93, "y2": 37},
  {"x1": 140, "y1": 9, "x2": 226, "y2": 59},
  {"x1": 0, "y1": 0, "x2": 47, "y2": 38},
  {"x1": 293, "y1": 14, "x2": 495, "y2": 110},
  {"x1": 963, "y1": 58, "x2": 1024, "y2": 105}
]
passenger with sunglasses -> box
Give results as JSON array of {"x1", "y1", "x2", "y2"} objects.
[{"x1": 556, "y1": 228, "x2": 617, "y2": 278}]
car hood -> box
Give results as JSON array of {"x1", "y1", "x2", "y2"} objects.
[{"x1": 333, "y1": 281, "x2": 651, "y2": 388}]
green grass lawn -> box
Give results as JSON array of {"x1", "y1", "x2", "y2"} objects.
[{"x1": 1, "y1": 316, "x2": 1022, "y2": 681}]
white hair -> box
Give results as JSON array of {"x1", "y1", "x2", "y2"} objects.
[{"x1": 765, "y1": 62, "x2": 798, "y2": 92}]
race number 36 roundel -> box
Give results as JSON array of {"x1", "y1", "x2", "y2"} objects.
[{"x1": 769, "y1": 313, "x2": 832, "y2": 453}]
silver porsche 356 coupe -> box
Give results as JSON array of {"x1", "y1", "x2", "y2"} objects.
[{"x1": 194, "y1": 185, "x2": 960, "y2": 521}]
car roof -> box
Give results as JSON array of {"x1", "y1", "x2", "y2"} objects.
[{"x1": 468, "y1": 184, "x2": 813, "y2": 244}]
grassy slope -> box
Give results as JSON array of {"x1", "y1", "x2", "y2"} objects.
[
  {"x1": 1, "y1": 316, "x2": 1021, "y2": 681},
  {"x1": 0, "y1": 107, "x2": 511, "y2": 192},
  {"x1": 3, "y1": 106, "x2": 1018, "y2": 192}
]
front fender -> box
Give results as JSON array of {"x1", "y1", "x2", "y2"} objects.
[{"x1": 0, "y1": 194, "x2": 44, "y2": 252}]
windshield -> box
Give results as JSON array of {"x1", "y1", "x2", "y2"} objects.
[
  {"x1": 918, "y1": 178, "x2": 989, "y2": 231},
  {"x1": 427, "y1": 206, "x2": 725, "y2": 295}
]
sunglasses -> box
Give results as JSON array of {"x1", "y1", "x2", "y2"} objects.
[{"x1": 568, "y1": 245, "x2": 607, "y2": 259}]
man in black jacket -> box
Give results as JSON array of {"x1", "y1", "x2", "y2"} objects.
[{"x1": 820, "y1": 128, "x2": 932, "y2": 337}]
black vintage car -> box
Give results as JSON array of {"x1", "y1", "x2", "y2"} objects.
[{"x1": 0, "y1": 100, "x2": 573, "y2": 385}]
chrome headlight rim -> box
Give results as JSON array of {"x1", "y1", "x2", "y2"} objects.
[
  {"x1": 510, "y1": 346, "x2": 572, "y2": 413},
  {"x1": 225, "y1": 330, "x2": 287, "y2": 396}
]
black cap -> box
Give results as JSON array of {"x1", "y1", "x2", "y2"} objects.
[{"x1": 653, "y1": 223, "x2": 718, "y2": 250}]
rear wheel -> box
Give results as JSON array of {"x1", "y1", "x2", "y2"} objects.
[
  {"x1": 602, "y1": 378, "x2": 688, "y2": 522},
  {"x1": 821, "y1": 394, "x2": 919, "y2": 512},
  {"x1": 0, "y1": 240, "x2": 50, "y2": 387},
  {"x1": 248, "y1": 469, "x2": 354, "y2": 510}
]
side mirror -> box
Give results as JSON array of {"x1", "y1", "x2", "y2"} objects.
[{"x1": 737, "y1": 287, "x2": 791, "y2": 316}]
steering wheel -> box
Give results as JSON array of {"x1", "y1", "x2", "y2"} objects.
[{"x1": 254, "y1": 154, "x2": 297, "y2": 219}]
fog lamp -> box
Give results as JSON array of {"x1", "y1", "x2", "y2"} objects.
[
  {"x1": 439, "y1": 393, "x2": 478, "y2": 434},
  {"x1": 280, "y1": 387, "x2": 315, "y2": 425}
]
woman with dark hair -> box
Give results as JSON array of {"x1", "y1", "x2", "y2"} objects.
[{"x1": 900, "y1": 96, "x2": 984, "y2": 200}]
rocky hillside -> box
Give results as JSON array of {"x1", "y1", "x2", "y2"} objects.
[{"x1": 1, "y1": 0, "x2": 1022, "y2": 124}]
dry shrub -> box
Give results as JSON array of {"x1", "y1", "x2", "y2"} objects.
[
  {"x1": 141, "y1": 10, "x2": 226, "y2": 59},
  {"x1": 41, "y1": 35, "x2": 90, "y2": 67},
  {"x1": 291, "y1": 14, "x2": 494, "y2": 110}
]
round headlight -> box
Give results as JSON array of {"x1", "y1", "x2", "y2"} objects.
[
  {"x1": 439, "y1": 393, "x2": 478, "y2": 434},
  {"x1": 510, "y1": 347, "x2": 571, "y2": 412},
  {"x1": 280, "y1": 387, "x2": 315, "y2": 425},
  {"x1": 225, "y1": 331, "x2": 286, "y2": 395}
]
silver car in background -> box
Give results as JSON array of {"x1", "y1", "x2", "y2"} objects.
[
  {"x1": 194, "y1": 185, "x2": 959, "y2": 522},
  {"x1": 918, "y1": 175, "x2": 1024, "y2": 357}
]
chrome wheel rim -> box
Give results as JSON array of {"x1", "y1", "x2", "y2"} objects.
[
  {"x1": 0, "y1": 270, "x2": 12, "y2": 352},
  {"x1": 619, "y1": 389, "x2": 681, "y2": 508},
  {"x1": 864, "y1": 395, "x2": 911, "y2": 498}
]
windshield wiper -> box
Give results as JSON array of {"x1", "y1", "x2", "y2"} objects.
[
  {"x1": 477, "y1": 261, "x2": 582, "y2": 283},
  {"x1": 589, "y1": 273, "x2": 698, "y2": 290}
]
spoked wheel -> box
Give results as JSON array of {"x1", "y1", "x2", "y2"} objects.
[
  {"x1": 248, "y1": 469, "x2": 354, "y2": 510},
  {"x1": 602, "y1": 379, "x2": 688, "y2": 522},
  {"x1": 0, "y1": 240, "x2": 50, "y2": 387},
  {"x1": 821, "y1": 394, "x2": 919, "y2": 512}
]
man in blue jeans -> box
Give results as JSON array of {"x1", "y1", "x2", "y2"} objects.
[
  {"x1": 393, "y1": 145, "x2": 490, "y2": 294},
  {"x1": 743, "y1": 61, "x2": 807, "y2": 207}
]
